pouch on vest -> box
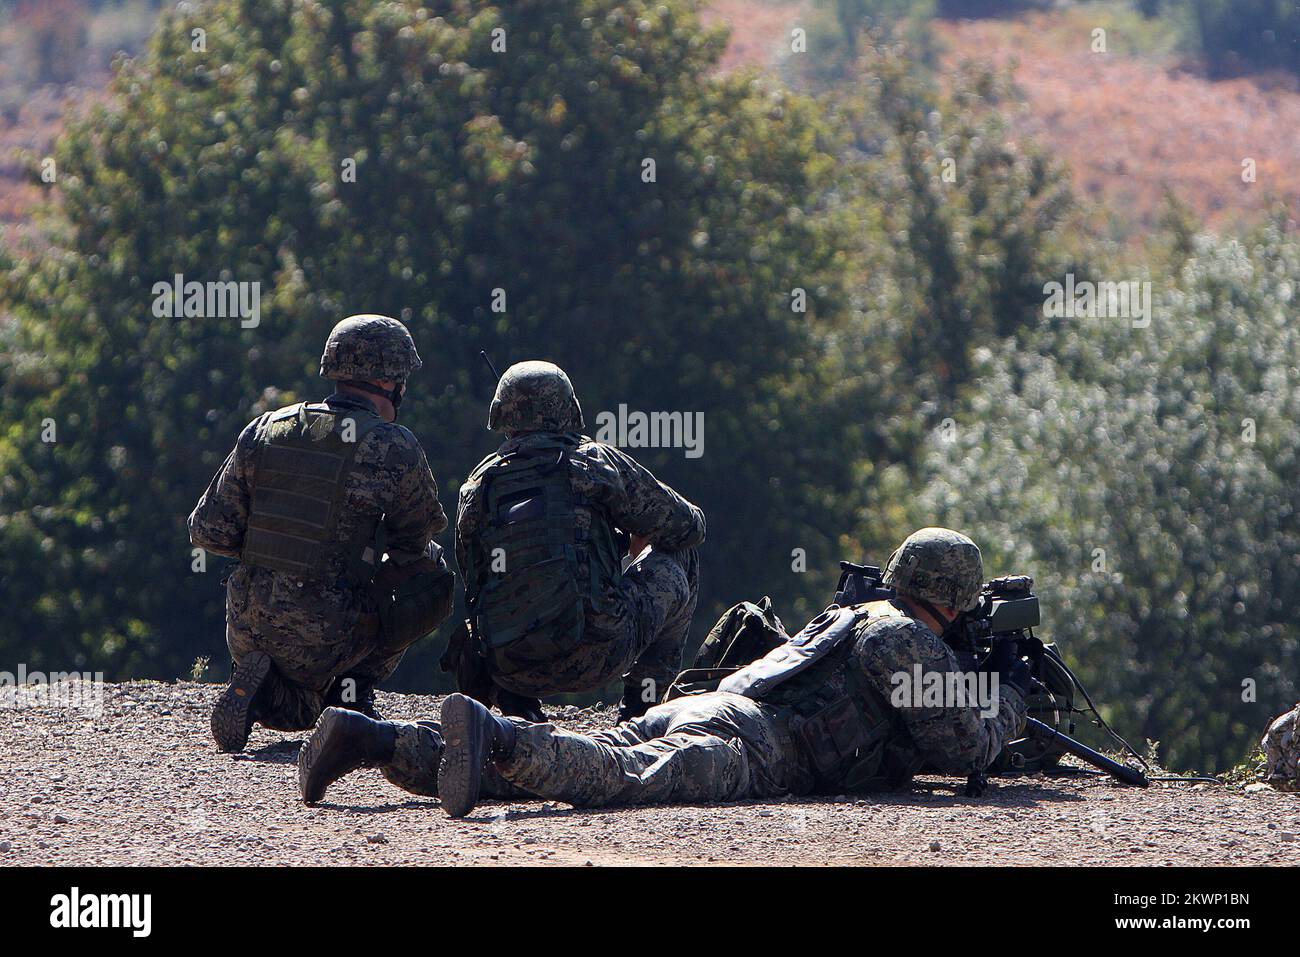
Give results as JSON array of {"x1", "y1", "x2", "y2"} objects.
[
  {"x1": 665, "y1": 597, "x2": 789, "y2": 700},
  {"x1": 375, "y1": 541, "x2": 455, "y2": 652}
]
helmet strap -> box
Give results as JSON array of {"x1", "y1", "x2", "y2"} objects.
[
  {"x1": 908, "y1": 595, "x2": 958, "y2": 636},
  {"x1": 342, "y1": 379, "x2": 405, "y2": 418}
]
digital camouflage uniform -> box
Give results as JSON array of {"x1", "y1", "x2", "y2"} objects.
[
  {"x1": 455, "y1": 361, "x2": 705, "y2": 712},
  {"x1": 458, "y1": 435, "x2": 703, "y2": 695},
  {"x1": 300, "y1": 528, "x2": 1024, "y2": 812},
  {"x1": 474, "y1": 601, "x2": 1027, "y2": 806},
  {"x1": 189, "y1": 316, "x2": 446, "y2": 734},
  {"x1": 1262, "y1": 702, "x2": 1300, "y2": 792}
]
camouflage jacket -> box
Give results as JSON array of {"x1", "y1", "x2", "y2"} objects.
[
  {"x1": 762, "y1": 601, "x2": 1027, "y2": 793},
  {"x1": 188, "y1": 393, "x2": 447, "y2": 634},
  {"x1": 455, "y1": 431, "x2": 706, "y2": 587}
]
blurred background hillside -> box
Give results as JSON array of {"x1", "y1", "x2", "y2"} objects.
[{"x1": 1, "y1": 0, "x2": 1297, "y2": 772}]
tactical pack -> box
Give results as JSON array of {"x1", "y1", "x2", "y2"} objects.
[
  {"x1": 241, "y1": 403, "x2": 385, "y2": 585},
  {"x1": 665, "y1": 597, "x2": 789, "y2": 700},
  {"x1": 461, "y1": 439, "x2": 622, "y2": 677}
]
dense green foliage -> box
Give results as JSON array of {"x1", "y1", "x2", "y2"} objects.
[
  {"x1": 0, "y1": 0, "x2": 859, "y2": 684},
  {"x1": 909, "y1": 222, "x2": 1300, "y2": 771},
  {"x1": 1, "y1": 0, "x2": 1295, "y2": 771}
]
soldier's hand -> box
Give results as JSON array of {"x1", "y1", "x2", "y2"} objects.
[{"x1": 987, "y1": 640, "x2": 1032, "y2": 698}]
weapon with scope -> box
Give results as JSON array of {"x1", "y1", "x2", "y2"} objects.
[{"x1": 832, "y1": 563, "x2": 1149, "y2": 792}]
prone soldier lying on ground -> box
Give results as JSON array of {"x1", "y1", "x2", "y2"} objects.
[{"x1": 297, "y1": 527, "x2": 1032, "y2": 814}]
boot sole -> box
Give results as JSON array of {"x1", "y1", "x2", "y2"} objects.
[
  {"x1": 298, "y1": 707, "x2": 364, "y2": 805},
  {"x1": 439, "y1": 694, "x2": 484, "y2": 818},
  {"x1": 211, "y1": 651, "x2": 272, "y2": 753}
]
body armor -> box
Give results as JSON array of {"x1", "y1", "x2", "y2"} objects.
[
  {"x1": 731, "y1": 599, "x2": 921, "y2": 792},
  {"x1": 241, "y1": 403, "x2": 385, "y2": 585}
]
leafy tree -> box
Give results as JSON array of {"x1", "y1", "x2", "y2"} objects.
[
  {"x1": 0, "y1": 0, "x2": 858, "y2": 687},
  {"x1": 909, "y1": 221, "x2": 1300, "y2": 771}
]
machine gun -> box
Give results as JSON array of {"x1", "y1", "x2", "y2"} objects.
[{"x1": 832, "y1": 563, "x2": 1150, "y2": 793}]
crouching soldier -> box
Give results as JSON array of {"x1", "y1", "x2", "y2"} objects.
[
  {"x1": 443, "y1": 360, "x2": 705, "y2": 722},
  {"x1": 297, "y1": 528, "x2": 1029, "y2": 814},
  {"x1": 189, "y1": 315, "x2": 454, "y2": 752}
]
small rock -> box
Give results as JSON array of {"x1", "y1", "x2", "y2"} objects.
[
  {"x1": 1244, "y1": 783, "x2": 1271, "y2": 793},
  {"x1": 52, "y1": 815, "x2": 69, "y2": 824},
  {"x1": 1280, "y1": 832, "x2": 1296, "y2": 842},
  {"x1": 366, "y1": 833, "x2": 387, "y2": 844},
  {"x1": 0, "y1": 841, "x2": 11, "y2": 852},
  {"x1": 928, "y1": 840, "x2": 941, "y2": 852}
]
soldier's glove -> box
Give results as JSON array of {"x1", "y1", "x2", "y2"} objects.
[{"x1": 986, "y1": 640, "x2": 1033, "y2": 698}]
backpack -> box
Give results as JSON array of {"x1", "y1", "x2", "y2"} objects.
[
  {"x1": 665, "y1": 597, "x2": 789, "y2": 700},
  {"x1": 462, "y1": 439, "x2": 621, "y2": 677}
]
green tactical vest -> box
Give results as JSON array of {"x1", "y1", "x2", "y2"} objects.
[
  {"x1": 463, "y1": 437, "x2": 623, "y2": 673},
  {"x1": 760, "y1": 600, "x2": 924, "y2": 793},
  {"x1": 241, "y1": 402, "x2": 386, "y2": 585}
]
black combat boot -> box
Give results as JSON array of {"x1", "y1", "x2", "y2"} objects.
[
  {"x1": 617, "y1": 681, "x2": 655, "y2": 724},
  {"x1": 438, "y1": 693, "x2": 517, "y2": 818},
  {"x1": 298, "y1": 707, "x2": 398, "y2": 804},
  {"x1": 324, "y1": 676, "x2": 383, "y2": 720},
  {"x1": 211, "y1": 651, "x2": 273, "y2": 753}
]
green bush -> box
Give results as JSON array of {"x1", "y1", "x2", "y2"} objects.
[{"x1": 909, "y1": 221, "x2": 1300, "y2": 771}]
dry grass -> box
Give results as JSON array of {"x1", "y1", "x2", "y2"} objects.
[{"x1": 932, "y1": 10, "x2": 1300, "y2": 238}]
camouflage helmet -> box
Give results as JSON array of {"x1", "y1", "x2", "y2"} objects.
[
  {"x1": 883, "y1": 527, "x2": 984, "y2": 611},
  {"x1": 488, "y1": 360, "x2": 585, "y2": 432},
  {"x1": 319, "y1": 314, "x2": 422, "y2": 381}
]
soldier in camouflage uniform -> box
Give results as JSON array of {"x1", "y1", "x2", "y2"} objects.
[
  {"x1": 189, "y1": 315, "x2": 450, "y2": 752},
  {"x1": 1261, "y1": 703, "x2": 1300, "y2": 792},
  {"x1": 446, "y1": 360, "x2": 705, "y2": 722},
  {"x1": 296, "y1": 528, "x2": 1030, "y2": 814}
]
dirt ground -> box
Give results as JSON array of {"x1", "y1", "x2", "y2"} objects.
[{"x1": 1, "y1": 680, "x2": 1297, "y2": 867}]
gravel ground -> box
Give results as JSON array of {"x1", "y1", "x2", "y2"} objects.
[{"x1": 2, "y1": 680, "x2": 1297, "y2": 867}]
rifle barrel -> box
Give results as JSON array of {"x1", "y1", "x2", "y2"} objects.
[{"x1": 1024, "y1": 717, "x2": 1149, "y2": 787}]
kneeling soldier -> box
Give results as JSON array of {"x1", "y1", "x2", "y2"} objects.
[{"x1": 189, "y1": 315, "x2": 453, "y2": 752}]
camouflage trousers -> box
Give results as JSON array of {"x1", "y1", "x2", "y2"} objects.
[
  {"x1": 225, "y1": 564, "x2": 426, "y2": 731},
  {"x1": 496, "y1": 692, "x2": 800, "y2": 807},
  {"x1": 1262, "y1": 702, "x2": 1300, "y2": 792},
  {"x1": 490, "y1": 546, "x2": 701, "y2": 700},
  {"x1": 380, "y1": 719, "x2": 528, "y2": 799}
]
